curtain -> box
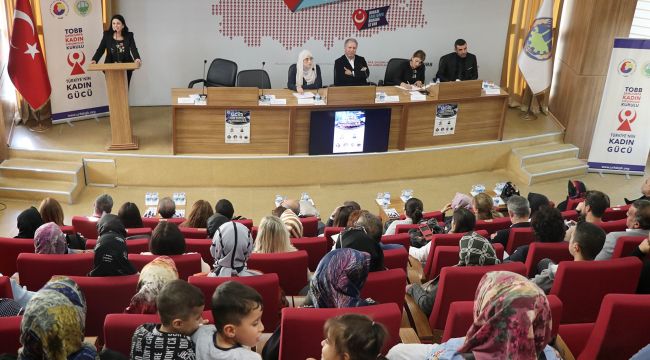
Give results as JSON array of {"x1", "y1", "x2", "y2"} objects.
[{"x1": 501, "y1": 0, "x2": 564, "y2": 114}]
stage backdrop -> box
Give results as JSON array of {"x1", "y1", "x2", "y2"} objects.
[{"x1": 113, "y1": 0, "x2": 512, "y2": 106}]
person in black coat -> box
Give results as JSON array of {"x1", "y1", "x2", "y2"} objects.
[
  {"x1": 399, "y1": 50, "x2": 426, "y2": 89},
  {"x1": 333, "y1": 38, "x2": 369, "y2": 86},
  {"x1": 91, "y1": 14, "x2": 141, "y2": 86},
  {"x1": 435, "y1": 39, "x2": 478, "y2": 82},
  {"x1": 287, "y1": 49, "x2": 322, "y2": 92}
]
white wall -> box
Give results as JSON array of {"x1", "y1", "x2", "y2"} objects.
[{"x1": 114, "y1": 0, "x2": 512, "y2": 106}]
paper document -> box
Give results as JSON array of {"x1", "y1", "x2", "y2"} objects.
[
  {"x1": 410, "y1": 91, "x2": 426, "y2": 101},
  {"x1": 293, "y1": 92, "x2": 315, "y2": 99},
  {"x1": 395, "y1": 83, "x2": 432, "y2": 91},
  {"x1": 177, "y1": 97, "x2": 195, "y2": 104}
]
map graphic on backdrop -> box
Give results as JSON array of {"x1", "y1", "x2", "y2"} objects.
[{"x1": 211, "y1": 0, "x2": 427, "y2": 49}]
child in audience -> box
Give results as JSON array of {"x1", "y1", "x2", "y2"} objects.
[
  {"x1": 384, "y1": 198, "x2": 424, "y2": 235},
  {"x1": 532, "y1": 221, "x2": 606, "y2": 293},
  {"x1": 192, "y1": 281, "x2": 264, "y2": 360},
  {"x1": 308, "y1": 314, "x2": 389, "y2": 360},
  {"x1": 130, "y1": 279, "x2": 205, "y2": 360},
  {"x1": 409, "y1": 208, "x2": 476, "y2": 263}
]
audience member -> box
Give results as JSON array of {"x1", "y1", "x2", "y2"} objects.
[
  {"x1": 130, "y1": 279, "x2": 205, "y2": 359},
  {"x1": 472, "y1": 192, "x2": 502, "y2": 221},
  {"x1": 337, "y1": 225, "x2": 384, "y2": 272},
  {"x1": 18, "y1": 277, "x2": 98, "y2": 359},
  {"x1": 279, "y1": 207, "x2": 303, "y2": 238},
  {"x1": 333, "y1": 38, "x2": 369, "y2": 86},
  {"x1": 490, "y1": 195, "x2": 531, "y2": 247},
  {"x1": 38, "y1": 197, "x2": 64, "y2": 226},
  {"x1": 15, "y1": 206, "x2": 43, "y2": 239},
  {"x1": 210, "y1": 221, "x2": 258, "y2": 277},
  {"x1": 215, "y1": 199, "x2": 235, "y2": 219},
  {"x1": 439, "y1": 193, "x2": 473, "y2": 227},
  {"x1": 117, "y1": 201, "x2": 144, "y2": 228},
  {"x1": 556, "y1": 180, "x2": 587, "y2": 211},
  {"x1": 355, "y1": 210, "x2": 401, "y2": 250},
  {"x1": 384, "y1": 198, "x2": 424, "y2": 235},
  {"x1": 627, "y1": 236, "x2": 650, "y2": 294},
  {"x1": 330, "y1": 205, "x2": 353, "y2": 228},
  {"x1": 126, "y1": 256, "x2": 179, "y2": 314},
  {"x1": 157, "y1": 197, "x2": 176, "y2": 219},
  {"x1": 148, "y1": 221, "x2": 210, "y2": 273},
  {"x1": 407, "y1": 232, "x2": 500, "y2": 316},
  {"x1": 89, "y1": 214, "x2": 137, "y2": 277},
  {"x1": 507, "y1": 206, "x2": 566, "y2": 262},
  {"x1": 564, "y1": 190, "x2": 610, "y2": 241},
  {"x1": 192, "y1": 281, "x2": 264, "y2": 360},
  {"x1": 409, "y1": 208, "x2": 476, "y2": 263},
  {"x1": 387, "y1": 271, "x2": 560, "y2": 360},
  {"x1": 206, "y1": 213, "x2": 230, "y2": 238},
  {"x1": 309, "y1": 314, "x2": 388, "y2": 360},
  {"x1": 93, "y1": 193, "x2": 114, "y2": 218},
  {"x1": 288, "y1": 49, "x2": 323, "y2": 93},
  {"x1": 325, "y1": 201, "x2": 361, "y2": 227},
  {"x1": 527, "y1": 192, "x2": 550, "y2": 218},
  {"x1": 625, "y1": 176, "x2": 650, "y2": 204},
  {"x1": 253, "y1": 215, "x2": 296, "y2": 253},
  {"x1": 281, "y1": 198, "x2": 301, "y2": 217},
  {"x1": 181, "y1": 200, "x2": 213, "y2": 229},
  {"x1": 596, "y1": 199, "x2": 650, "y2": 260},
  {"x1": 532, "y1": 222, "x2": 606, "y2": 293}
]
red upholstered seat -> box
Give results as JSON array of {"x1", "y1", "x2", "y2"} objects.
[
  {"x1": 125, "y1": 238, "x2": 151, "y2": 253},
  {"x1": 323, "y1": 227, "x2": 343, "y2": 248},
  {"x1": 185, "y1": 238, "x2": 213, "y2": 264},
  {"x1": 550, "y1": 257, "x2": 642, "y2": 323},
  {"x1": 525, "y1": 242, "x2": 573, "y2": 277},
  {"x1": 427, "y1": 244, "x2": 505, "y2": 280},
  {"x1": 290, "y1": 237, "x2": 328, "y2": 272},
  {"x1": 423, "y1": 211, "x2": 444, "y2": 222},
  {"x1": 278, "y1": 303, "x2": 401, "y2": 360},
  {"x1": 601, "y1": 205, "x2": 630, "y2": 222},
  {"x1": 441, "y1": 295, "x2": 563, "y2": 342},
  {"x1": 474, "y1": 217, "x2": 512, "y2": 235},
  {"x1": 395, "y1": 224, "x2": 419, "y2": 235},
  {"x1": 421, "y1": 231, "x2": 489, "y2": 282},
  {"x1": 612, "y1": 235, "x2": 647, "y2": 259},
  {"x1": 557, "y1": 322, "x2": 594, "y2": 357},
  {"x1": 383, "y1": 247, "x2": 409, "y2": 271},
  {"x1": 0, "y1": 276, "x2": 13, "y2": 298},
  {"x1": 429, "y1": 262, "x2": 526, "y2": 331},
  {"x1": 0, "y1": 236, "x2": 34, "y2": 275},
  {"x1": 362, "y1": 268, "x2": 407, "y2": 313},
  {"x1": 506, "y1": 227, "x2": 536, "y2": 254},
  {"x1": 141, "y1": 217, "x2": 159, "y2": 230},
  {"x1": 299, "y1": 217, "x2": 319, "y2": 237},
  {"x1": 565, "y1": 197, "x2": 585, "y2": 211},
  {"x1": 60, "y1": 225, "x2": 75, "y2": 235},
  {"x1": 180, "y1": 227, "x2": 208, "y2": 239},
  {"x1": 125, "y1": 227, "x2": 152, "y2": 237},
  {"x1": 128, "y1": 253, "x2": 202, "y2": 280},
  {"x1": 188, "y1": 273, "x2": 281, "y2": 330},
  {"x1": 72, "y1": 215, "x2": 100, "y2": 238},
  {"x1": 66, "y1": 275, "x2": 139, "y2": 337},
  {"x1": 233, "y1": 218, "x2": 253, "y2": 230},
  {"x1": 595, "y1": 218, "x2": 627, "y2": 234},
  {"x1": 247, "y1": 251, "x2": 309, "y2": 295},
  {"x1": 0, "y1": 316, "x2": 22, "y2": 355},
  {"x1": 381, "y1": 233, "x2": 410, "y2": 252},
  {"x1": 104, "y1": 313, "x2": 160, "y2": 357},
  {"x1": 561, "y1": 210, "x2": 579, "y2": 222},
  {"x1": 16, "y1": 252, "x2": 94, "y2": 291},
  {"x1": 166, "y1": 218, "x2": 185, "y2": 226}
]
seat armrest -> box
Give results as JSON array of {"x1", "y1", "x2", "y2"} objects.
[
  {"x1": 407, "y1": 255, "x2": 423, "y2": 285},
  {"x1": 404, "y1": 293, "x2": 433, "y2": 341},
  {"x1": 188, "y1": 79, "x2": 205, "y2": 88},
  {"x1": 399, "y1": 328, "x2": 421, "y2": 344},
  {"x1": 553, "y1": 334, "x2": 577, "y2": 360}
]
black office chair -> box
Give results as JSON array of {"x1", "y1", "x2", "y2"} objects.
[
  {"x1": 378, "y1": 58, "x2": 409, "y2": 86},
  {"x1": 188, "y1": 58, "x2": 238, "y2": 88},
  {"x1": 236, "y1": 69, "x2": 272, "y2": 89}
]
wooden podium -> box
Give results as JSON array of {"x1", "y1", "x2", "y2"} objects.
[{"x1": 88, "y1": 62, "x2": 139, "y2": 150}]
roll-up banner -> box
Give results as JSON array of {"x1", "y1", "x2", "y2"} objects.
[
  {"x1": 40, "y1": 0, "x2": 108, "y2": 124},
  {"x1": 588, "y1": 38, "x2": 650, "y2": 175}
]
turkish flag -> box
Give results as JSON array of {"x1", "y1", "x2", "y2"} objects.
[{"x1": 8, "y1": 0, "x2": 51, "y2": 110}]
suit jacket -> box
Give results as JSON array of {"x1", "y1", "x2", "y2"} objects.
[
  {"x1": 436, "y1": 52, "x2": 478, "y2": 82},
  {"x1": 287, "y1": 64, "x2": 323, "y2": 91},
  {"x1": 491, "y1": 221, "x2": 531, "y2": 248},
  {"x1": 92, "y1": 31, "x2": 140, "y2": 64},
  {"x1": 596, "y1": 228, "x2": 650, "y2": 260},
  {"x1": 334, "y1": 55, "x2": 369, "y2": 86}
]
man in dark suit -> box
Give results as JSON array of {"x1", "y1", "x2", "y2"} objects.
[
  {"x1": 334, "y1": 38, "x2": 369, "y2": 86},
  {"x1": 436, "y1": 39, "x2": 478, "y2": 82},
  {"x1": 491, "y1": 195, "x2": 531, "y2": 248}
]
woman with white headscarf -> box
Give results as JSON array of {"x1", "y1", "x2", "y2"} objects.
[
  {"x1": 288, "y1": 49, "x2": 323, "y2": 93},
  {"x1": 209, "y1": 221, "x2": 260, "y2": 277}
]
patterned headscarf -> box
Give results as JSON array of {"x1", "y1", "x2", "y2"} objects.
[
  {"x1": 280, "y1": 209, "x2": 303, "y2": 238},
  {"x1": 451, "y1": 193, "x2": 473, "y2": 211},
  {"x1": 34, "y1": 222, "x2": 67, "y2": 255},
  {"x1": 16, "y1": 207, "x2": 43, "y2": 239},
  {"x1": 458, "y1": 232, "x2": 500, "y2": 266},
  {"x1": 125, "y1": 256, "x2": 178, "y2": 314},
  {"x1": 210, "y1": 221, "x2": 254, "y2": 277},
  {"x1": 458, "y1": 271, "x2": 553, "y2": 359},
  {"x1": 18, "y1": 277, "x2": 97, "y2": 360},
  {"x1": 309, "y1": 248, "x2": 371, "y2": 308}
]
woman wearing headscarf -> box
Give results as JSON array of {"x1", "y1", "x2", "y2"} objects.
[
  {"x1": 406, "y1": 232, "x2": 500, "y2": 316},
  {"x1": 88, "y1": 214, "x2": 137, "y2": 277},
  {"x1": 337, "y1": 226, "x2": 384, "y2": 272},
  {"x1": 125, "y1": 256, "x2": 178, "y2": 314},
  {"x1": 387, "y1": 271, "x2": 561, "y2": 360},
  {"x1": 287, "y1": 49, "x2": 323, "y2": 93},
  {"x1": 307, "y1": 248, "x2": 374, "y2": 308},
  {"x1": 15, "y1": 207, "x2": 43, "y2": 239},
  {"x1": 18, "y1": 276, "x2": 98, "y2": 360},
  {"x1": 528, "y1": 192, "x2": 551, "y2": 218},
  {"x1": 209, "y1": 221, "x2": 259, "y2": 277}
]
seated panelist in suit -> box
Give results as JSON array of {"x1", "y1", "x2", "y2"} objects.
[
  {"x1": 287, "y1": 49, "x2": 323, "y2": 93},
  {"x1": 399, "y1": 50, "x2": 426, "y2": 89},
  {"x1": 91, "y1": 14, "x2": 141, "y2": 86},
  {"x1": 436, "y1": 38, "x2": 478, "y2": 82},
  {"x1": 333, "y1": 38, "x2": 369, "y2": 86}
]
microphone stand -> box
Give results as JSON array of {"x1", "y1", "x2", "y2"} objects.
[{"x1": 200, "y1": 59, "x2": 207, "y2": 101}]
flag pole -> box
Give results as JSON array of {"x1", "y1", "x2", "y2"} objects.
[
  {"x1": 28, "y1": 107, "x2": 51, "y2": 132},
  {"x1": 519, "y1": 85, "x2": 538, "y2": 121}
]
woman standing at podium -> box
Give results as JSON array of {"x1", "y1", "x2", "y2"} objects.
[{"x1": 91, "y1": 14, "x2": 141, "y2": 86}]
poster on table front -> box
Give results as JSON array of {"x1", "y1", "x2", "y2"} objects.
[
  {"x1": 40, "y1": 0, "x2": 109, "y2": 124},
  {"x1": 433, "y1": 103, "x2": 458, "y2": 136},
  {"x1": 225, "y1": 110, "x2": 251, "y2": 144},
  {"x1": 587, "y1": 38, "x2": 650, "y2": 175}
]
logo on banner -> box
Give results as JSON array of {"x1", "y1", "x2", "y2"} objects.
[
  {"x1": 73, "y1": 0, "x2": 91, "y2": 16},
  {"x1": 65, "y1": 28, "x2": 84, "y2": 50},
  {"x1": 49, "y1": 0, "x2": 69, "y2": 18},
  {"x1": 617, "y1": 109, "x2": 637, "y2": 131},
  {"x1": 352, "y1": 6, "x2": 390, "y2": 30},
  {"x1": 523, "y1": 17, "x2": 552, "y2": 61},
  {"x1": 67, "y1": 51, "x2": 86, "y2": 75},
  {"x1": 643, "y1": 63, "x2": 650, "y2": 77},
  {"x1": 618, "y1": 59, "x2": 636, "y2": 76}
]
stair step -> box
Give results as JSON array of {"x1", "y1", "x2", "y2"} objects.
[
  {"x1": 0, "y1": 158, "x2": 82, "y2": 182},
  {"x1": 523, "y1": 158, "x2": 588, "y2": 185},
  {"x1": 513, "y1": 143, "x2": 580, "y2": 166},
  {"x1": 0, "y1": 176, "x2": 76, "y2": 204}
]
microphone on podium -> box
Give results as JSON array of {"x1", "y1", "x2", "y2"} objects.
[
  {"x1": 201, "y1": 59, "x2": 208, "y2": 99},
  {"x1": 260, "y1": 61, "x2": 267, "y2": 101}
]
